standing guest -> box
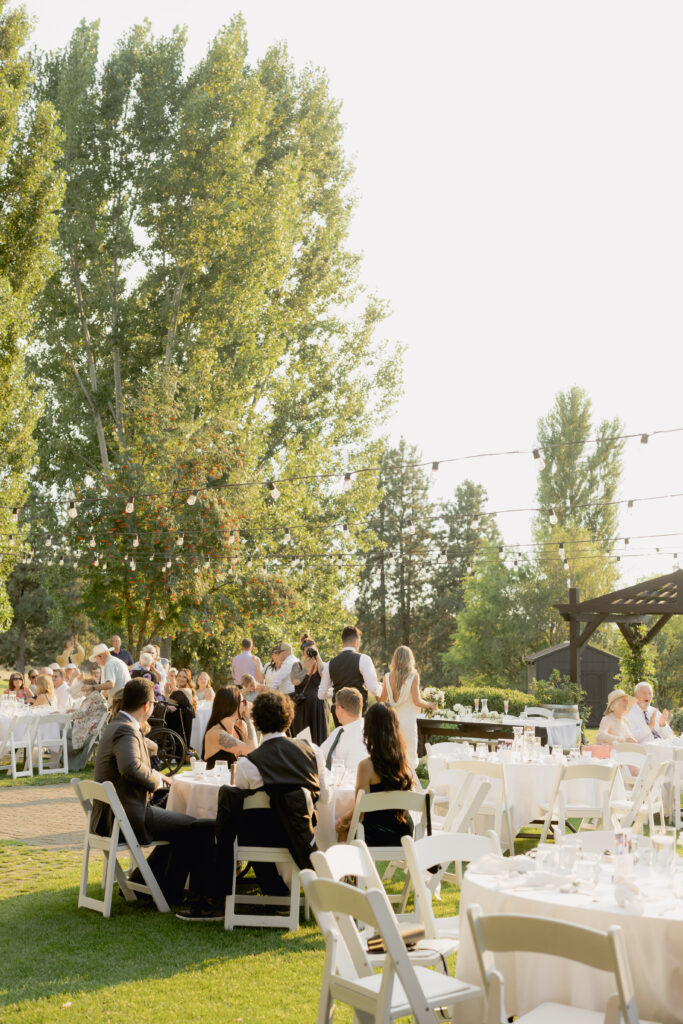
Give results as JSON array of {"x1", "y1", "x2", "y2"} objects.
[
  {"x1": 291, "y1": 646, "x2": 329, "y2": 745},
  {"x1": 596, "y1": 689, "x2": 638, "y2": 748},
  {"x1": 335, "y1": 702, "x2": 415, "y2": 846},
  {"x1": 32, "y1": 674, "x2": 56, "y2": 707},
  {"x1": 52, "y1": 668, "x2": 72, "y2": 710},
  {"x1": 262, "y1": 656, "x2": 277, "y2": 689},
  {"x1": 202, "y1": 686, "x2": 256, "y2": 770},
  {"x1": 110, "y1": 635, "x2": 134, "y2": 667},
  {"x1": 626, "y1": 681, "x2": 675, "y2": 742},
  {"x1": 231, "y1": 639, "x2": 264, "y2": 685},
  {"x1": 92, "y1": 678, "x2": 218, "y2": 912},
  {"x1": 318, "y1": 626, "x2": 380, "y2": 726},
  {"x1": 320, "y1": 688, "x2": 367, "y2": 775},
  {"x1": 266, "y1": 642, "x2": 296, "y2": 696},
  {"x1": 56, "y1": 635, "x2": 85, "y2": 669},
  {"x1": 196, "y1": 671, "x2": 215, "y2": 703},
  {"x1": 90, "y1": 642, "x2": 131, "y2": 702},
  {"x1": 175, "y1": 668, "x2": 197, "y2": 711},
  {"x1": 291, "y1": 632, "x2": 318, "y2": 686},
  {"x1": 378, "y1": 645, "x2": 436, "y2": 769}
]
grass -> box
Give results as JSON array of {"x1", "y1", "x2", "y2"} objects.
[{"x1": 0, "y1": 768, "x2": 94, "y2": 789}]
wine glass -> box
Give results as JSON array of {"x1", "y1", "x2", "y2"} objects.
[
  {"x1": 474, "y1": 698, "x2": 480, "y2": 713},
  {"x1": 503, "y1": 700, "x2": 509, "y2": 715}
]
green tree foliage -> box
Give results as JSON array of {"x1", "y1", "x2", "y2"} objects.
[
  {"x1": 615, "y1": 626, "x2": 658, "y2": 693},
  {"x1": 650, "y1": 615, "x2": 683, "y2": 710},
  {"x1": 0, "y1": 1, "x2": 63, "y2": 630},
  {"x1": 535, "y1": 386, "x2": 624, "y2": 546},
  {"x1": 27, "y1": 18, "x2": 400, "y2": 659}
]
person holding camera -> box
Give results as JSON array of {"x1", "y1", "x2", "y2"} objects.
[{"x1": 291, "y1": 646, "x2": 329, "y2": 745}]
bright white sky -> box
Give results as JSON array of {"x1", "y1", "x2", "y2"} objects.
[{"x1": 23, "y1": 1, "x2": 683, "y2": 586}]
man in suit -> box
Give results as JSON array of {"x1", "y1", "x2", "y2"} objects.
[
  {"x1": 318, "y1": 625, "x2": 380, "y2": 726},
  {"x1": 92, "y1": 678, "x2": 219, "y2": 917}
]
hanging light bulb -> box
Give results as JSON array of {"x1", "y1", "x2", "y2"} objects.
[
  {"x1": 161, "y1": 565, "x2": 167, "y2": 574},
  {"x1": 246, "y1": 556, "x2": 253, "y2": 568},
  {"x1": 337, "y1": 555, "x2": 344, "y2": 569},
  {"x1": 132, "y1": 534, "x2": 139, "y2": 548},
  {"x1": 498, "y1": 546, "x2": 505, "y2": 559},
  {"x1": 624, "y1": 537, "x2": 630, "y2": 547},
  {"x1": 8, "y1": 534, "x2": 14, "y2": 548},
  {"x1": 431, "y1": 461, "x2": 439, "y2": 477},
  {"x1": 513, "y1": 558, "x2": 519, "y2": 569},
  {"x1": 194, "y1": 565, "x2": 200, "y2": 574},
  {"x1": 627, "y1": 499, "x2": 634, "y2": 511},
  {"x1": 563, "y1": 558, "x2": 570, "y2": 572},
  {"x1": 11, "y1": 507, "x2": 18, "y2": 524},
  {"x1": 45, "y1": 535, "x2": 52, "y2": 548},
  {"x1": 532, "y1": 449, "x2": 545, "y2": 470},
  {"x1": 466, "y1": 561, "x2": 472, "y2": 574},
  {"x1": 640, "y1": 433, "x2": 649, "y2": 445},
  {"x1": 407, "y1": 519, "x2": 416, "y2": 535},
  {"x1": 130, "y1": 557, "x2": 136, "y2": 571},
  {"x1": 268, "y1": 481, "x2": 280, "y2": 501},
  {"x1": 549, "y1": 508, "x2": 558, "y2": 526},
  {"x1": 47, "y1": 557, "x2": 53, "y2": 567},
  {"x1": 68, "y1": 500, "x2": 77, "y2": 519},
  {"x1": 88, "y1": 535, "x2": 96, "y2": 548},
  {"x1": 228, "y1": 564, "x2": 233, "y2": 575},
  {"x1": 166, "y1": 558, "x2": 172, "y2": 569},
  {"x1": 204, "y1": 556, "x2": 210, "y2": 569},
  {"x1": 291, "y1": 556, "x2": 297, "y2": 568},
  {"x1": 123, "y1": 552, "x2": 129, "y2": 562},
  {"x1": 103, "y1": 560, "x2": 107, "y2": 570},
  {"x1": 471, "y1": 514, "x2": 480, "y2": 529},
  {"x1": 176, "y1": 532, "x2": 184, "y2": 547},
  {"x1": 343, "y1": 472, "x2": 352, "y2": 491},
  {"x1": 149, "y1": 554, "x2": 154, "y2": 561},
  {"x1": 558, "y1": 542, "x2": 565, "y2": 558},
  {"x1": 438, "y1": 547, "x2": 448, "y2": 566},
  {"x1": 59, "y1": 555, "x2": 64, "y2": 566},
  {"x1": 187, "y1": 489, "x2": 198, "y2": 506},
  {"x1": 125, "y1": 497, "x2": 134, "y2": 514},
  {"x1": 94, "y1": 556, "x2": 100, "y2": 567},
  {"x1": 284, "y1": 527, "x2": 291, "y2": 544},
  {"x1": 342, "y1": 523, "x2": 350, "y2": 539},
  {"x1": 228, "y1": 529, "x2": 235, "y2": 544}
]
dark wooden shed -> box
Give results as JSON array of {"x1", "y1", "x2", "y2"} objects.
[{"x1": 524, "y1": 641, "x2": 620, "y2": 728}]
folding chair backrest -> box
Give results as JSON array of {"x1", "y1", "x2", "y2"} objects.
[
  {"x1": 561, "y1": 762, "x2": 617, "y2": 785},
  {"x1": 467, "y1": 905, "x2": 639, "y2": 1024},
  {"x1": 613, "y1": 751, "x2": 647, "y2": 770},
  {"x1": 426, "y1": 742, "x2": 465, "y2": 760},
  {"x1": 441, "y1": 773, "x2": 492, "y2": 832},
  {"x1": 74, "y1": 778, "x2": 138, "y2": 847},
  {"x1": 572, "y1": 829, "x2": 617, "y2": 855},
  {"x1": 615, "y1": 741, "x2": 642, "y2": 754},
  {"x1": 620, "y1": 758, "x2": 670, "y2": 828},
  {"x1": 348, "y1": 788, "x2": 427, "y2": 843}
]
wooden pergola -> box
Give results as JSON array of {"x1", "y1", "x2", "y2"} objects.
[{"x1": 554, "y1": 569, "x2": 683, "y2": 685}]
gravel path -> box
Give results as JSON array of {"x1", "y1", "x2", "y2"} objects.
[{"x1": 0, "y1": 783, "x2": 83, "y2": 849}]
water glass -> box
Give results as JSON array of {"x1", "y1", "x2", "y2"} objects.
[
  {"x1": 558, "y1": 837, "x2": 580, "y2": 872},
  {"x1": 536, "y1": 845, "x2": 557, "y2": 872},
  {"x1": 634, "y1": 834, "x2": 652, "y2": 873},
  {"x1": 652, "y1": 827, "x2": 677, "y2": 876},
  {"x1": 475, "y1": 742, "x2": 488, "y2": 759},
  {"x1": 574, "y1": 853, "x2": 600, "y2": 889},
  {"x1": 464, "y1": 706, "x2": 472, "y2": 718},
  {"x1": 551, "y1": 746, "x2": 563, "y2": 762}
]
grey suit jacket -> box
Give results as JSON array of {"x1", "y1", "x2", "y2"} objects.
[{"x1": 91, "y1": 712, "x2": 158, "y2": 843}]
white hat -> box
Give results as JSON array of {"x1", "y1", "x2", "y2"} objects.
[
  {"x1": 48, "y1": 663, "x2": 61, "y2": 672},
  {"x1": 64, "y1": 663, "x2": 78, "y2": 673},
  {"x1": 91, "y1": 643, "x2": 110, "y2": 658},
  {"x1": 605, "y1": 689, "x2": 636, "y2": 714}
]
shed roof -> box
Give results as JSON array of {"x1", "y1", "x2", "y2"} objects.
[{"x1": 524, "y1": 641, "x2": 617, "y2": 664}]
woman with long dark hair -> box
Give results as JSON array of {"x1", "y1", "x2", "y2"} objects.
[
  {"x1": 336, "y1": 702, "x2": 415, "y2": 846},
  {"x1": 202, "y1": 686, "x2": 256, "y2": 770}
]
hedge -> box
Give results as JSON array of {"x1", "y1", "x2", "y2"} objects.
[{"x1": 442, "y1": 685, "x2": 530, "y2": 717}]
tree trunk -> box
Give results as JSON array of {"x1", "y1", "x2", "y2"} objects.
[{"x1": 16, "y1": 621, "x2": 25, "y2": 672}]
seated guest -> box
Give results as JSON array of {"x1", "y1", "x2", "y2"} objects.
[
  {"x1": 164, "y1": 667, "x2": 178, "y2": 698},
  {"x1": 196, "y1": 671, "x2": 215, "y2": 703},
  {"x1": 320, "y1": 687, "x2": 367, "y2": 774},
  {"x1": 626, "y1": 681, "x2": 675, "y2": 743},
  {"x1": 175, "y1": 668, "x2": 197, "y2": 710},
  {"x1": 596, "y1": 689, "x2": 638, "y2": 748},
  {"x1": 32, "y1": 674, "x2": 56, "y2": 707},
  {"x1": 92, "y1": 678, "x2": 217, "y2": 912},
  {"x1": 91, "y1": 642, "x2": 130, "y2": 703},
  {"x1": 52, "y1": 668, "x2": 72, "y2": 710},
  {"x1": 240, "y1": 673, "x2": 258, "y2": 704},
  {"x1": 202, "y1": 686, "x2": 256, "y2": 770},
  {"x1": 6, "y1": 672, "x2": 32, "y2": 701},
  {"x1": 336, "y1": 702, "x2": 415, "y2": 846}
]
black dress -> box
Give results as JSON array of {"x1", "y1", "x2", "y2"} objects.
[
  {"x1": 362, "y1": 779, "x2": 414, "y2": 847},
  {"x1": 291, "y1": 669, "x2": 329, "y2": 746},
  {"x1": 203, "y1": 722, "x2": 236, "y2": 771}
]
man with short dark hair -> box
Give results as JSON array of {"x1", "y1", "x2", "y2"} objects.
[
  {"x1": 231, "y1": 638, "x2": 264, "y2": 685},
  {"x1": 318, "y1": 625, "x2": 379, "y2": 725},
  {"x1": 92, "y1": 678, "x2": 218, "y2": 916},
  {"x1": 52, "y1": 668, "x2": 71, "y2": 710}
]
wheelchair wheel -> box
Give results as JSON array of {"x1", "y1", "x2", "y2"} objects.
[{"x1": 147, "y1": 727, "x2": 186, "y2": 775}]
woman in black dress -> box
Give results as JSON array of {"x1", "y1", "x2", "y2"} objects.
[
  {"x1": 202, "y1": 686, "x2": 256, "y2": 769},
  {"x1": 291, "y1": 646, "x2": 329, "y2": 745}
]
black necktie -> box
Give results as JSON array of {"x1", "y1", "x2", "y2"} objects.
[{"x1": 326, "y1": 727, "x2": 344, "y2": 770}]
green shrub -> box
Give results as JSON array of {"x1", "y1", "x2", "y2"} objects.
[
  {"x1": 670, "y1": 707, "x2": 683, "y2": 734},
  {"x1": 531, "y1": 669, "x2": 589, "y2": 730},
  {"x1": 442, "y1": 685, "x2": 529, "y2": 716}
]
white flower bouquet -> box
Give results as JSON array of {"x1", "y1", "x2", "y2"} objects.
[{"x1": 422, "y1": 687, "x2": 445, "y2": 717}]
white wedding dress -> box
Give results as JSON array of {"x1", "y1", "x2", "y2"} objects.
[{"x1": 384, "y1": 671, "x2": 419, "y2": 768}]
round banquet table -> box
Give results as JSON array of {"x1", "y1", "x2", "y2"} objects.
[
  {"x1": 190, "y1": 704, "x2": 212, "y2": 754},
  {"x1": 166, "y1": 770, "x2": 355, "y2": 851},
  {"x1": 428, "y1": 754, "x2": 626, "y2": 836},
  {"x1": 455, "y1": 864, "x2": 683, "y2": 1024},
  {"x1": 0, "y1": 706, "x2": 62, "y2": 747}
]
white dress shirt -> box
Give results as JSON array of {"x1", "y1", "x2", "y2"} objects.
[
  {"x1": 267, "y1": 654, "x2": 297, "y2": 695},
  {"x1": 318, "y1": 647, "x2": 380, "y2": 700},
  {"x1": 53, "y1": 682, "x2": 71, "y2": 710},
  {"x1": 234, "y1": 732, "x2": 330, "y2": 805},
  {"x1": 319, "y1": 717, "x2": 367, "y2": 774},
  {"x1": 626, "y1": 703, "x2": 674, "y2": 743}
]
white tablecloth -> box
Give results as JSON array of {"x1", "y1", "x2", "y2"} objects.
[
  {"x1": 0, "y1": 707, "x2": 62, "y2": 747},
  {"x1": 456, "y1": 867, "x2": 683, "y2": 1024},
  {"x1": 645, "y1": 738, "x2": 683, "y2": 763},
  {"x1": 190, "y1": 704, "x2": 212, "y2": 754},
  {"x1": 429, "y1": 755, "x2": 625, "y2": 836},
  {"x1": 167, "y1": 771, "x2": 354, "y2": 851}
]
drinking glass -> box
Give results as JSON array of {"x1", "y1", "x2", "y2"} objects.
[
  {"x1": 536, "y1": 845, "x2": 557, "y2": 872},
  {"x1": 558, "y1": 837, "x2": 580, "y2": 872},
  {"x1": 634, "y1": 835, "x2": 652, "y2": 875},
  {"x1": 474, "y1": 698, "x2": 480, "y2": 713},
  {"x1": 503, "y1": 700, "x2": 509, "y2": 715},
  {"x1": 475, "y1": 742, "x2": 488, "y2": 759},
  {"x1": 574, "y1": 853, "x2": 600, "y2": 889},
  {"x1": 463, "y1": 706, "x2": 472, "y2": 718},
  {"x1": 480, "y1": 698, "x2": 488, "y2": 715},
  {"x1": 652, "y1": 827, "x2": 677, "y2": 876}
]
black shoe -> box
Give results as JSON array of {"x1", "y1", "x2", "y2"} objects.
[{"x1": 176, "y1": 898, "x2": 223, "y2": 922}]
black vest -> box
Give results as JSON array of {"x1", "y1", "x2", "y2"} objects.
[
  {"x1": 247, "y1": 736, "x2": 320, "y2": 801},
  {"x1": 328, "y1": 649, "x2": 367, "y2": 710}
]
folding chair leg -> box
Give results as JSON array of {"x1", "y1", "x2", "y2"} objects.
[
  {"x1": 127, "y1": 848, "x2": 170, "y2": 913},
  {"x1": 102, "y1": 847, "x2": 119, "y2": 918}
]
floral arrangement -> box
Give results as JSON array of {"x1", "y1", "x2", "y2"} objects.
[{"x1": 422, "y1": 687, "x2": 445, "y2": 717}]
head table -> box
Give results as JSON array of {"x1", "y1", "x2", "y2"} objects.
[
  {"x1": 455, "y1": 854, "x2": 683, "y2": 1024},
  {"x1": 417, "y1": 713, "x2": 581, "y2": 756}
]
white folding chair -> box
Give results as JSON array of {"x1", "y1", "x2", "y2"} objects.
[
  {"x1": 523, "y1": 706, "x2": 554, "y2": 719},
  {"x1": 37, "y1": 713, "x2": 70, "y2": 775},
  {"x1": 612, "y1": 749, "x2": 647, "y2": 790},
  {"x1": 301, "y1": 872, "x2": 481, "y2": 1024},
  {"x1": 553, "y1": 826, "x2": 617, "y2": 856},
  {"x1": 539, "y1": 762, "x2": 617, "y2": 843},
  {"x1": 673, "y1": 749, "x2": 683, "y2": 830},
  {"x1": 401, "y1": 831, "x2": 501, "y2": 941},
  {"x1": 611, "y1": 759, "x2": 670, "y2": 832},
  {"x1": 71, "y1": 778, "x2": 170, "y2": 917},
  {"x1": 440, "y1": 762, "x2": 515, "y2": 855},
  {"x1": 467, "y1": 903, "x2": 654, "y2": 1024},
  {"x1": 0, "y1": 713, "x2": 36, "y2": 778},
  {"x1": 346, "y1": 789, "x2": 429, "y2": 903},
  {"x1": 426, "y1": 742, "x2": 471, "y2": 814},
  {"x1": 311, "y1": 841, "x2": 457, "y2": 971},
  {"x1": 224, "y1": 791, "x2": 306, "y2": 932}
]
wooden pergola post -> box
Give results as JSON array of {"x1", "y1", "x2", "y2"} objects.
[{"x1": 568, "y1": 586, "x2": 579, "y2": 685}]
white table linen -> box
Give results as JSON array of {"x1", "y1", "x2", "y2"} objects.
[
  {"x1": 456, "y1": 865, "x2": 683, "y2": 1024},
  {"x1": 190, "y1": 704, "x2": 212, "y2": 754},
  {"x1": 0, "y1": 707, "x2": 62, "y2": 747}
]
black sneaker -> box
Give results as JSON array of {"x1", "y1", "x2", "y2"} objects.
[{"x1": 176, "y1": 898, "x2": 224, "y2": 922}]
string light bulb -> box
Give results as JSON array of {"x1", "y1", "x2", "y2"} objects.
[
  {"x1": 343, "y1": 472, "x2": 352, "y2": 491},
  {"x1": 627, "y1": 499, "x2": 634, "y2": 510},
  {"x1": 431, "y1": 461, "x2": 439, "y2": 477},
  {"x1": 563, "y1": 558, "x2": 570, "y2": 572},
  {"x1": 11, "y1": 508, "x2": 18, "y2": 524},
  {"x1": 93, "y1": 556, "x2": 100, "y2": 567},
  {"x1": 166, "y1": 558, "x2": 172, "y2": 569},
  {"x1": 558, "y1": 542, "x2": 565, "y2": 558},
  {"x1": 498, "y1": 546, "x2": 505, "y2": 559},
  {"x1": 125, "y1": 497, "x2": 134, "y2": 514},
  {"x1": 471, "y1": 514, "x2": 480, "y2": 529},
  {"x1": 342, "y1": 523, "x2": 350, "y2": 539},
  {"x1": 624, "y1": 537, "x2": 630, "y2": 547},
  {"x1": 228, "y1": 529, "x2": 235, "y2": 544},
  {"x1": 132, "y1": 534, "x2": 139, "y2": 548},
  {"x1": 68, "y1": 500, "x2": 77, "y2": 519},
  {"x1": 88, "y1": 535, "x2": 96, "y2": 548},
  {"x1": 466, "y1": 561, "x2": 472, "y2": 574},
  {"x1": 203, "y1": 557, "x2": 210, "y2": 569},
  {"x1": 130, "y1": 558, "x2": 136, "y2": 571},
  {"x1": 438, "y1": 547, "x2": 447, "y2": 566},
  {"x1": 45, "y1": 535, "x2": 52, "y2": 547},
  {"x1": 194, "y1": 565, "x2": 199, "y2": 574},
  {"x1": 532, "y1": 449, "x2": 545, "y2": 470},
  {"x1": 549, "y1": 508, "x2": 558, "y2": 526},
  {"x1": 176, "y1": 532, "x2": 184, "y2": 547},
  {"x1": 407, "y1": 519, "x2": 416, "y2": 535},
  {"x1": 8, "y1": 535, "x2": 13, "y2": 548},
  {"x1": 640, "y1": 433, "x2": 649, "y2": 445},
  {"x1": 187, "y1": 489, "x2": 198, "y2": 506},
  {"x1": 268, "y1": 481, "x2": 280, "y2": 501},
  {"x1": 284, "y1": 527, "x2": 291, "y2": 544}
]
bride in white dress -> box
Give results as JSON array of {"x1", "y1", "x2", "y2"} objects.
[{"x1": 379, "y1": 646, "x2": 437, "y2": 768}]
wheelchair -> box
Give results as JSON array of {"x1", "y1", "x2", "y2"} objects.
[{"x1": 147, "y1": 697, "x2": 193, "y2": 776}]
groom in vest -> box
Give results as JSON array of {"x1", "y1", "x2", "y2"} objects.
[{"x1": 318, "y1": 625, "x2": 380, "y2": 726}]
